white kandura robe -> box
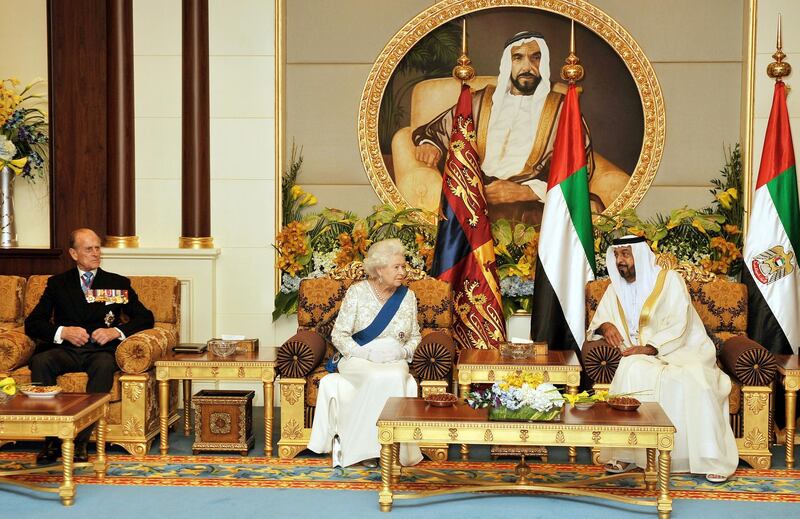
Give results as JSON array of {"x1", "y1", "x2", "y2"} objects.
[
  {"x1": 587, "y1": 270, "x2": 739, "y2": 476},
  {"x1": 307, "y1": 281, "x2": 423, "y2": 467}
]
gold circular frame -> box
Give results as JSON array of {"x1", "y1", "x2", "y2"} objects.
[{"x1": 358, "y1": 0, "x2": 665, "y2": 222}]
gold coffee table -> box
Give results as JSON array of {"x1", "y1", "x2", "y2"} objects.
[
  {"x1": 156, "y1": 349, "x2": 277, "y2": 456},
  {"x1": 456, "y1": 348, "x2": 582, "y2": 461},
  {"x1": 776, "y1": 354, "x2": 800, "y2": 468},
  {"x1": 377, "y1": 398, "x2": 675, "y2": 518},
  {"x1": 0, "y1": 392, "x2": 109, "y2": 506}
]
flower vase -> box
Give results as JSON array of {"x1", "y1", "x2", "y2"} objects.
[
  {"x1": 488, "y1": 405, "x2": 563, "y2": 422},
  {"x1": 0, "y1": 165, "x2": 18, "y2": 248}
]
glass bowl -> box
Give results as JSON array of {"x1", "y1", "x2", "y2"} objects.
[{"x1": 208, "y1": 339, "x2": 238, "y2": 358}]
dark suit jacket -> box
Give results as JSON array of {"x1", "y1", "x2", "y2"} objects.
[{"x1": 24, "y1": 268, "x2": 155, "y2": 351}]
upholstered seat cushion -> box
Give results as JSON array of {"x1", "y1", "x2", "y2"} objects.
[
  {"x1": 115, "y1": 327, "x2": 177, "y2": 374},
  {"x1": 0, "y1": 328, "x2": 36, "y2": 372},
  {"x1": 0, "y1": 275, "x2": 25, "y2": 326}
]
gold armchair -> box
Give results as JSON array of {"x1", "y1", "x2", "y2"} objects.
[
  {"x1": 0, "y1": 275, "x2": 181, "y2": 456},
  {"x1": 276, "y1": 263, "x2": 455, "y2": 461},
  {"x1": 583, "y1": 266, "x2": 776, "y2": 469}
]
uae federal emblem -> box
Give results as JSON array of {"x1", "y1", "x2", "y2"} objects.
[{"x1": 751, "y1": 245, "x2": 795, "y2": 285}]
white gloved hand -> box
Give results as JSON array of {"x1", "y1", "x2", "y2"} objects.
[
  {"x1": 367, "y1": 346, "x2": 405, "y2": 363},
  {"x1": 347, "y1": 346, "x2": 370, "y2": 360}
]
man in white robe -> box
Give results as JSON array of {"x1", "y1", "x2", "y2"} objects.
[{"x1": 587, "y1": 236, "x2": 739, "y2": 482}]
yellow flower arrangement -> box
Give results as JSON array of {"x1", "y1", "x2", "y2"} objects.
[
  {"x1": 0, "y1": 77, "x2": 48, "y2": 180},
  {"x1": 0, "y1": 376, "x2": 16, "y2": 396}
]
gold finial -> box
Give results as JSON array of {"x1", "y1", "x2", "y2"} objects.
[
  {"x1": 452, "y1": 18, "x2": 476, "y2": 82},
  {"x1": 561, "y1": 20, "x2": 584, "y2": 83},
  {"x1": 767, "y1": 14, "x2": 791, "y2": 80}
]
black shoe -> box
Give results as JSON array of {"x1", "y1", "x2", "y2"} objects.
[
  {"x1": 74, "y1": 442, "x2": 89, "y2": 463},
  {"x1": 35, "y1": 438, "x2": 61, "y2": 466}
]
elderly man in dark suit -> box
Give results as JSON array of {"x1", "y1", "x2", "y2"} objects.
[{"x1": 25, "y1": 228, "x2": 154, "y2": 465}]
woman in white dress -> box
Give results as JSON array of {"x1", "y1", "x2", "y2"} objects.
[{"x1": 307, "y1": 239, "x2": 424, "y2": 468}]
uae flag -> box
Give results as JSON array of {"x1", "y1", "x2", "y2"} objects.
[
  {"x1": 530, "y1": 83, "x2": 596, "y2": 355},
  {"x1": 431, "y1": 84, "x2": 506, "y2": 349},
  {"x1": 743, "y1": 80, "x2": 800, "y2": 355}
]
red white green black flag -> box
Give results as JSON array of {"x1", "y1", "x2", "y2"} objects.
[
  {"x1": 743, "y1": 80, "x2": 800, "y2": 354},
  {"x1": 531, "y1": 83, "x2": 596, "y2": 352}
]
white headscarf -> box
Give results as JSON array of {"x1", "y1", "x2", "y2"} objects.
[
  {"x1": 606, "y1": 237, "x2": 661, "y2": 343},
  {"x1": 482, "y1": 35, "x2": 551, "y2": 180}
]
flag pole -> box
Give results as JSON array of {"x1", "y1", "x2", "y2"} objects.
[
  {"x1": 767, "y1": 14, "x2": 791, "y2": 81},
  {"x1": 561, "y1": 19, "x2": 584, "y2": 83},
  {"x1": 452, "y1": 18, "x2": 475, "y2": 82}
]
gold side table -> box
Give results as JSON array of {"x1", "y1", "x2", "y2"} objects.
[
  {"x1": 776, "y1": 354, "x2": 800, "y2": 468},
  {"x1": 456, "y1": 348, "x2": 582, "y2": 461},
  {"x1": 0, "y1": 392, "x2": 109, "y2": 506},
  {"x1": 156, "y1": 349, "x2": 276, "y2": 456}
]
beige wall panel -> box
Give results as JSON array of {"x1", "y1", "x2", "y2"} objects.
[
  {"x1": 299, "y1": 184, "x2": 381, "y2": 217},
  {"x1": 211, "y1": 179, "x2": 274, "y2": 248},
  {"x1": 287, "y1": 0, "x2": 434, "y2": 63},
  {"x1": 13, "y1": 181, "x2": 49, "y2": 248},
  {"x1": 217, "y1": 313, "x2": 275, "y2": 343},
  {"x1": 212, "y1": 118, "x2": 275, "y2": 180},
  {"x1": 133, "y1": 0, "x2": 181, "y2": 55},
  {"x1": 216, "y1": 247, "x2": 274, "y2": 314},
  {"x1": 636, "y1": 186, "x2": 715, "y2": 219},
  {"x1": 135, "y1": 117, "x2": 181, "y2": 180},
  {"x1": 134, "y1": 56, "x2": 182, "y2": 117},
  {"x1": 651, "y1": 62, "x2": 741, "y2": 187},
  {"x1": 286, "y1": 64, "x2": 373, "y2": 184},
  {"x1": 211, "y1": 0, "x2": 275, "y2": 56},
  {"x1": 593, "y1": 0, "x2": 743, "y2": 62},
  {"x1": 210, "y1": 56, "x2": 274, "y2": 118},
  {"x1": 756, "y1": 0, "x2": 800, "y2": 53},
  {"x1": 135, "y1": 179, "x2": 181, "y2": 247}
]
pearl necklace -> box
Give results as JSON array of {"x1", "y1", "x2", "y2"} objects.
[{"x1": 368, "y1": 279, "x2": 393, "y2": 304}]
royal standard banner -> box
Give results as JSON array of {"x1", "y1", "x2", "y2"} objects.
[
  {"x1": 431, "y1": 83, "x2": 506, "y2": 349},
  {"x1": 743, "y1": 80, "x2": 800, "y2": 355},
  {"x1": 531, "y1": 83, "x2": 596, "y2": 354}
]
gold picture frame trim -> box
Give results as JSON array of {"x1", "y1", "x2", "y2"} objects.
[{"x1": 358, "y1": 0, "x2": 666, "y2": 223}]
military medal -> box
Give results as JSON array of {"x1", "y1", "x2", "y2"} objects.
[
  {"x1": 104, "y1": 311, "x2": 115, "y2": 327},
  {"x1": 85, "y1": 289, "x2": 129, "y2": 304}
]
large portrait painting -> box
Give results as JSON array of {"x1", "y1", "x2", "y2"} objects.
[{"x1": 358, "y1": 0, "x2": 665, "y2": 225}]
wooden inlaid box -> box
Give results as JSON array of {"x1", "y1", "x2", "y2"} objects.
[{"x1": 191, "y1": 390, "x2": 255, "y2": 455}]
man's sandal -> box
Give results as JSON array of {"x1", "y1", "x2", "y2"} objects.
[
  {"x1": 705, "y1": 473, "x2": 728, "y2": 483},
  {"x1": 604, "y1": 461, "x2": 637, "y2": 474}
]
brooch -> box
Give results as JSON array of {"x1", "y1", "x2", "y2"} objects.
[
  {"x1": 398, "y1": 331, "x2": 406, "y2": 340},
  {"x1": 104, "y1": 311, "x2": 115, "y2": 327}
]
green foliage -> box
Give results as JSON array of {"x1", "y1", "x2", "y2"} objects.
[{"x1": 593, "y1": 146, "x2": 744, "y2": 276}]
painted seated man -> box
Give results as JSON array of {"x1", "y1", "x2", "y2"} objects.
[
  {"x1": 586, "y1": 236, "x2": 739, "y2": 483},
  {"x1": 411, "y1": 31, "x2": 629, "y2": 224},
  {"x1": 25, "y1": 228, "x2": 154, "y2": 465}
]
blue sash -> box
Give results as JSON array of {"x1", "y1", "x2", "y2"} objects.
[{"x1": 325, "y1": 285, "x2": 408, "y2": 372}]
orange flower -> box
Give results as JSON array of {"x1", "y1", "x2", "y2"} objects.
[
  {"x1": 275, "y1": 221, "x2": 309, "y2": 276},
  {"x1": 723, "y1": 224, "x2": 741, "y2": 235}
]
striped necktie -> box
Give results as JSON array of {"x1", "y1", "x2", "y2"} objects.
[{"x1": 81, "y1": 271, "x2": 94, "y2": 294}]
